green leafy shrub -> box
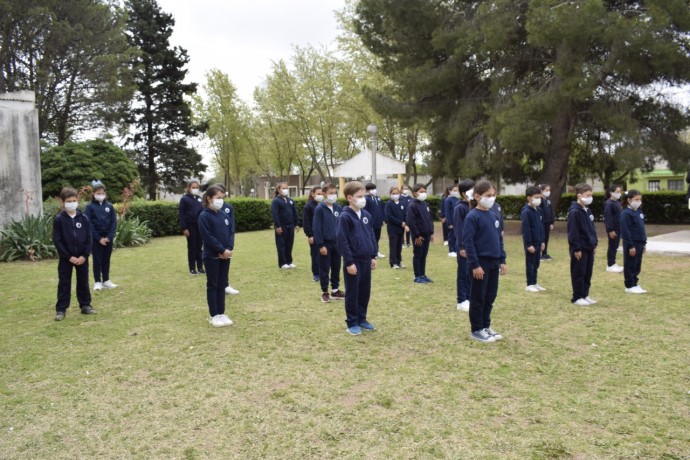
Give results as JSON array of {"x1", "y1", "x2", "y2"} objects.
[
  {"x1": 230, "y1": 198, "x2": 273, "y2": 231},
  {"x1": 114, "y1": 216, "x2": 152, "y2": 248},
  {"x1": 120, "y1": 201, "x2": 180, "y2": 237},
  {"x1": 0, "y1": 214, "x2": 57, "y2": 262}
]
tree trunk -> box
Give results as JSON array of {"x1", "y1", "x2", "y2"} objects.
[
  {"x1": 145, "y1": 95, "x2": 157, "y2": 200},
  {"x1": 538, "y1": 102, "x2": 574, "y2": 216}
]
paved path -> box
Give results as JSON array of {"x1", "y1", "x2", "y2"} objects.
[{"x1": 644, "y1": 230, "x2": 690, "y2": 256}]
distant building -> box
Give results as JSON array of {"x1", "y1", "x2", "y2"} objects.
[{"x1": 627, "y1": 162, "x2": 686, "y2": 192}]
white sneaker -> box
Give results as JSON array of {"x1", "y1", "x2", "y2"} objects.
[
  {"x1": 606, "y1": 265, "x2": 624, "y2": 273},
  {"x1": 448, "y1": 252, "x2": 457, "y2": 258},
  {"x1": 485, "y1": 327, "x2": 503, "y2": 341},
  {"x1": 392, "y1": 264, "x2": 400, "y2": 269},
  {"x1": 209, "y1": 315, "x2": 225, "y2": 327},
  {"x1": 280, "y1": 264, "x2": 290, "y2": 270},
  {"x1": 225, "y1": 286, "x2": 240, "y2": 295},
  {"x1": 635, "y1": 285, "x2": 647, "y2": 293},
  {"x1": 219, "y1": 314, "x2": 233, "y2": 326},
  {"x1": 377, "y1": 252, "x2": 386, "y2": 258},
  {"x1": 534, "y1": 284, "x2": 547, "y2": 291},
  {"x1": 93, "y1": 282, "x2": 103, "y2": 291},
  {"x1": 585, "y1": 296, "x2": 597, "y2": 304},
  {"x1": 400, "y1": 263, "x2": 407, "y2": 268},
  {"x1": 444, "y1": 241, "x2": 449, "y2": 246},
  {"x1": 102, "y1": 280, "x2": 118, "y2": 289},
  {"x1": 525, "y1": 285, "x2": 540, "y2": 293},
  {"x1": 626, "y1": 285, "x2": 647, "y2": 294},
  {"x1": 456, "y1": 300, "x2": 469, "y2": 312},
  {"x1": 288, "y1": 263, "x2": 297, "y2": 269},
  {"x1": 573, "y1": 298, "x2": 590, "y2": 306}
]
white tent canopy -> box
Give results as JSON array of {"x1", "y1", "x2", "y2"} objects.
[{"x1": 333, "y1": 149, "x2": 406, "y2": 178}]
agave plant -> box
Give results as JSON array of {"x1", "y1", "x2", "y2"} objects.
[
  {"x1": 114, "y1": 216, "x2": 152, "y2": 248},
  {"x1": 0, "y1": 214, "x2": 57, "y2": 262}
]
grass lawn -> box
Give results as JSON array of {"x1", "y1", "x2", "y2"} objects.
[{"x1": 0, "y1": 222, "x2": 688, "y2": 459}]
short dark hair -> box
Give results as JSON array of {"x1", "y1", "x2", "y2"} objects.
[
  {"x1": 344, "y1": 181, "x2": 364, "y2": 198},
  {"x1": 474, "y1": 180, "x2": 494, "y2": 197},
  {"x1": 203, "y1": 185, "x2": 224, "y2": 208},
  {"x1": 526, "y1": 186, "x2": 541, "y2": 197},
  {"x1": 538, "y1": 183, "x2": 550, "y2": 191},
  {"x1": 574, "y1": 183, "x2": 592, "y2": 195},
  {"x1": 365, "y1": 182, "x2": 377, "y2": 191},
  {"x1": 623, "y1": 189, "x2": 641, "y2": 208},
  {"x1": 458, "y1": 179, "x2": 475, "y2": 195},
  {"x1": 412, "y1": 183, "x2": 426, "y2": 193},
  {"x1": 60, "y1": 187, "x2": 78, "y2": 201},
  {"x1": 322, "y1": 183, "x2": 337, "y2": 194}
]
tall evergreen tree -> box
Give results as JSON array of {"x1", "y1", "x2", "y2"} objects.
[{"x1": 124, "y1": 0, "x2": 204, "y2": 199}]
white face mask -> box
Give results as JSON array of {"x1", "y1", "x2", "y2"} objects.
[
  {"x1": 94, "y1": 194, "x2": 106, "y2": 202},
  {"x1": 479, "y1": 196, "x2": 496, "y2": 209},
  {"x1": 450, "y1": 191, "x2": 460, "y2": 198},
  {"x1": 402, "y1": 190, "x2": 410, "y2": 196},
  {"x1": 190, "y1": 188, "x2": 200, "y2": 196},
  {"x1": 315, "y1": 195, "x2": 324, "y2": 203},
  {"x1": 611, "y1": 192, "x2": 621, "y2": 200},
  {"x1": 542, "y1": 190, "x2": 551, "y2": 198},
  {"x1": 391, "y1": 194, "x2": 400, "y2": 201},
  {"x1": 466, "y1": 189, "x2": 474, "y2": 201},
  {"x1": 629, "y1": 200, "x2": 642, "y2": 210},
  {"x1": 211, "y1": 198, "x2": 224, "y2": 210},
  {"x1": 281, "y1": 188, "x2": 289, "y2": 197},
  {"x1": 65, "y1": 202, "x2": 78, "y2": 212},
  {"x1": 354, "y1": 197, "x2": 366, "y2": 209},
  {"x1": 531, "y1": 198, "x2": 542, "y2": 207},
  {"x1": 417, "y1": 192, "x2": 427, "y2": 201},
  {"x1": 369, "y1": 189, "x2": 378, "y2": 196},
  {"x1": 326, "y1": 194, "x2": 337, "y2": 204},
  {"x1": 580, "y1": 195, "x2": 593, "y2": 206}
]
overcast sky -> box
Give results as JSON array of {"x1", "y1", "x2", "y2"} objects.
[{"x1": 157, "y1": 0, "x2": 346, "y2": 103}]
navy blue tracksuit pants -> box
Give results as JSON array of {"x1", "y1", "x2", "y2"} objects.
[
  {"x1": 204, "y1": 257, "x2": 230, "y2": 317},
  {"x1": 92, "y1": 241, "x2": 113, "y2": 283},
  {"x1": 275, "y1": 225, "x2": 295, "y2": 267},
  {"x1": 456, "y1": 253, "x2": 471, "y2": 303},
  {"x1": 623, "y1": 242, "x2": 644, "y2": 288},
  {"x1": 607, "y1": 234, "x2": 621, "y2": 267},
  {"x1": 525, "y1": 250, "x2": 541, "y2": 286},
  {"x1": 343, "y1": 259, "x2": 371, "y2": 328},
  {"x1": 186, "y1": 223, "x2": 203, "y2": 271},
  {"x1": 469, "y1": 257, "x2": 499, "y2": 332},
  {"x1": 542, "y1": 224, "x2": 551, "y2": 257},
  {"x1": 570, "y1": 249, "x2": 594, "y2": 302},
  {"x1": 447, "y1": 229, "x2": 456, "y2": 254},
  {"x1": 373, "y1": 227, "x2": 382, "y2": 252},
  {"x1": 56, "y1": 257, "x2": 91, "y2": 311},
  {"x1": 388, "y1": 231, "x2": 403, "y2": 267},
  {"x1": 319, "y1": 242, "x2": 341, "y2": 293},
  {"x1": 413, "y1": 236, "x2": 430, "y2": 278},
  {"x1": 309, "y1": 241, "x2": 320, "y2": 277}
]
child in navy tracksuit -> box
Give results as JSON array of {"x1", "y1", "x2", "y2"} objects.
[
  {"x1": 179, "y1": 179, "x2": 204, "y2": 275},
  {"x1": 271, "y1": 182, "x2": 300, "y2": 269},
  {"x1": 407, "y1": 183, "x2": 435, "y2": 283},
  {"x1": 521, "y1": 186, "x2": 546, "y2": 293},
  {"x1": 384, "y1": 186, "x2": 407, "y2": 269},
  {"x1": 336, "y1": 181, "x2": 378, "y2": 335},
  {"x1": 302, "y1": 186, "x2": 323, "y2": 282},
  {"x1": 440, "y1": 187, "x2": 450, "y2": 245},
  {"x1": 213, "y1": 183, "x2": 240, "y2": 296},
  {"x1": 443, "y1": 184, "x2": 460, "y2": 257},
  {"x1": 53, "y1": 187, "x2": 95, "y2": 320},
  {"x1": 454, "y1": 179, "x2": 474, "y2": 312},
  {"x1": 364, "y1": 182, "x2": 385, "y2": 258},
  {"x1": 462, "y1": 180, "x2": 506, "y2": 343},
  {"x1": 313, "y1": 183, "x2": 345, "y2": 303},
  {"x1": 85, "y1": 180, "x2": 118, "y2": 291},
  {"x1": 604, "y1": 184, "x2": 624, "y2": 272},
  {"x1": 539, "y1": 183, "x2": 555, "y2": 260},
  {"x1": 621, "y1": 190, "x2": 648, "y2": 294},
  {"x1": 567, "y1": 183, "x2": 599, "y2": 306},
  {"x1": 198, "y1": 185, "x2": 235, "y2": 327},
  {"x1": 400, "y1": 185, "x2": 413, "y2": 247}
]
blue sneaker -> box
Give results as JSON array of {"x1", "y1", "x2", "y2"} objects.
[
  {"x1": 359, "y1": 321, "x2": 376, "y2": 331},
  {"x1": 422, "y1": 275, "x2": 433, "y2": 283},
  {"x1": 312, "y1": 275, "x2": 320, "y2": 282},
  {"x1": 347, "y1": 325, "x2": 362, "y2": 335},
  {"x1": 414, "y1": 277, "x2": 429, "y2": 284}
]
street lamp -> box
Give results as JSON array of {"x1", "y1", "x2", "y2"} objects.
[{"x1": 367, "y1": 124, "x2": 378, "y2": 185}]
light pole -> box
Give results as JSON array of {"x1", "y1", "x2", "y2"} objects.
[{"x1": 367, "y1": 124, "x2": 378, "y2": 185}]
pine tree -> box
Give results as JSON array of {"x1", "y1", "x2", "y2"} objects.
[{"x1": 124, "y1": 0, "x2": 204, "y2": 199}]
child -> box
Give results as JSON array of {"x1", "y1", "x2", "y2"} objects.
[
  {"x1": 364, "y1": 182, "x2": 385, "y2": 258},
  {"x1": 567, "y1": 183, "x2": 599, "y2": 306},
  {"x1": 453, "y1": 179, "x2": 474, "y2": 311},
  {"x1": 440, "y1": 186, "x2": 450, "y2": 246},
  {"x1": 604, "y1": 184, "x2": 624, "y2": 273},
  {"x1": 538, "y1": 183, "x2": 555, "y2": 260},
  {"x1": 198, "y1": 185, "x2": 235, "y2": 327},
  {"x1": 302, "y1": 186, "x2": 324, "y2": 282},
  {"x1": 444, "y1": 184, "x2": 460, "y2": 257},
  {"x1": 462, "y1": 180, "x2": 506, "y2": 342},
  {"x1": 85, "y1": 180, "x2": 118, "y2": 291},
  {"x1": 400, "y1": 184, "x2": 413, "y2": 247},
  {"x1": 384, "y1": 186, "x2": 408, "y2": 269},
  {"x1": 313, "y1": 183, "x2": 345, "y2": 303},
  {"x1": 336, "y1": 181, "x2": 378, "y2": 335},
  {"x1": 621, "y1": 190, "x2": 647, "y2": 294},
  {"x1": 271, "y1": 182, "x2": 300, "y2": 269},
  {"x1": 179, "y1": 179, "x2": 204, "y2": 275},
  {"x1": 213, "y1": 184, "x2": 239, "y2": 295},
  {"x1": 53, "y1": 187, "x2": 95, "y2": 320},
  {"x1": 406, "y1": 184, "x2": 435, "y2": 283},
  {"x1": 521, "y1": 186, "x2": 546, "y2": 293}
]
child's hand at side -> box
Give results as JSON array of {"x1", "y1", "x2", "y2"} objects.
[
  {"x1": 472, "y1": 266, "x2": 484, "y2": 280},
  {"x1": 499, "y1": 264, "x2": 507, "y2": 276},
  {"x1": 527, "y1": 245, "x2": 535, "y2": 253},
  {"x1": 347, "y1": 264, "x2": 357, "y2": 275}
]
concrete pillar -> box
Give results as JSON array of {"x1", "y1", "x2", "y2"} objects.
[
  {"x1": 397, "y1": 174, "x2": 404, "y2": 190},
  {"x1": 338, "y1": 177, "x2": 346, "y2": 198}
]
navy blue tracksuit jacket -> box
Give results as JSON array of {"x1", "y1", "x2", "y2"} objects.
[
  {"x1": 179, "y1": 193, "x2": 203, "y2": 231},
  {"x1": 521, "y1": 204, "x2": 544, "y2": 250},
  {"x1": 364, "y1": 195, "x2": 384, "y2": 229},
  {"x1": 302, "y1": 199, "x2": 318, "y2": 238},
  {"x1": 384, "y1": 199, "x2": 406, "y2": 235},
  {"x1": 567, "y1": 202, "x2": 598, "y2": 252},
  {"x1": 271, "y1": 196, "x2": 300, "y2": 228},
  {"x1": 198, "y1": 207, "x2": 235, "y2": 258},
  {"x1": 336, "y1": 207, "x2": 378, "y2": 267},
  {"x1": 85, "y1": 200, "x2": 117, "y2": 242},
  {"x1": 313, "y1": 202, "x2": 343, "y2": 248},
  {"x1": 53, "y1": 211, "x2": 92, "y2": 259},
  {"x1": 406, "y1": 199, "x2": 434, "y2": 238}
]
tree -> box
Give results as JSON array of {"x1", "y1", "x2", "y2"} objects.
[
  {"x1": 124, "y1": 0, "x2": 204, "y2": 199},
  {"x1": 41, "y1": 139, "x2": 139, "y2": 201},
  {"x1": 353, "y1": 0, "x2": 690, "y2": 209},
  {"x1": 0, "y1": 0, "x2": 135, "y2": 144}
]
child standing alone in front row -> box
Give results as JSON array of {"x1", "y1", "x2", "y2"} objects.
[
  {"x1": 567, "y1": 183, "x2": 599, "y2": 306},
  {"x1": 621, "y1": 190, "x2": 647, "y2": 294},
  {"x1": 521, "y1": 186, "x2": 546, "y2": 293},
  {"x1": 407, "y1": 184, "x2": 435, "y2": 284},
  {"x1": 336, "y1": 181, "x2": 378, "y2": 336},
  {"x1": 462, "y1": 180, "x2": 506, "y2": 342}
]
